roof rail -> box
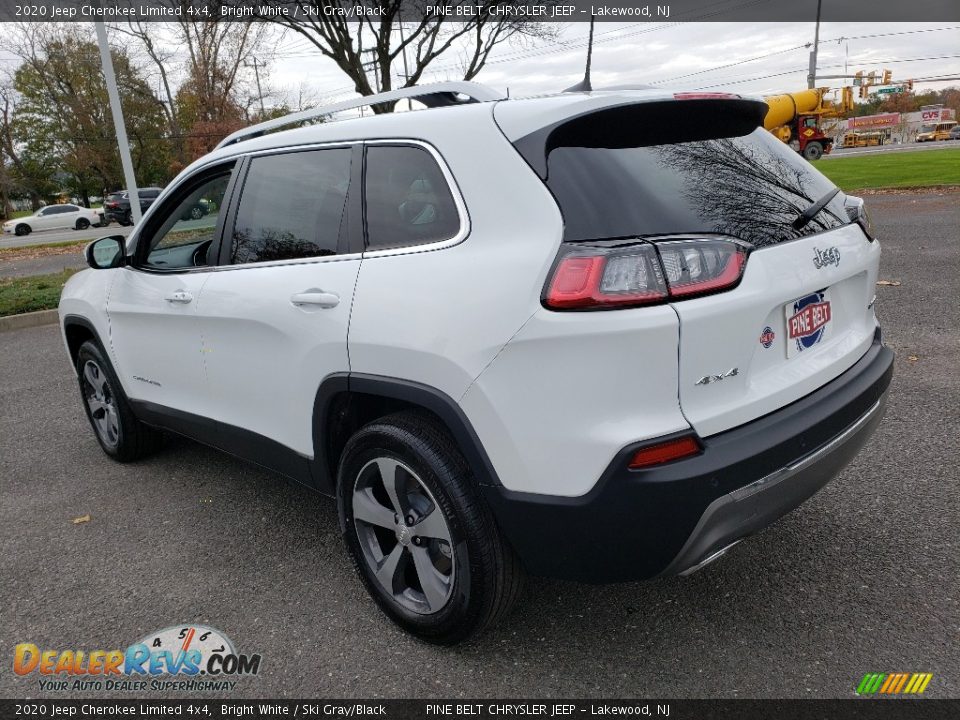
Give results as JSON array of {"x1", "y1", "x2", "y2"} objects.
[{"x1": 215, "y1": 81, "x2": 506, "y2": 150}]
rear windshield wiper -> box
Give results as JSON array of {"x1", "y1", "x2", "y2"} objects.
[{"x1": 792, "y1": 187, "x2": 840, "y2": 231}]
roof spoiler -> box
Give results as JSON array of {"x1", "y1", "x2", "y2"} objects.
[{"x1": 511, "y1": 97, "x2": 768, "y2": 179}]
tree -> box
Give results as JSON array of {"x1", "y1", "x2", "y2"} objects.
[
  {"x1": 248, "y1": 0, "x2": 556, "y2": 111},
  {"x1": 0, "y1": 78, "x2": 57, "y2": 212},
  {"x1": 117, "y1": 9, "x2": 270, "y2": 165},
  {"x1": 9, "y1": 25, "x2": 168, "y2": 204}
]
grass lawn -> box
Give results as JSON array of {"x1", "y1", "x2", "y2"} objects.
[
  {"x1": 0, "y1": 239, "x2": 88, "y2": 255},
  {"x1": 0, "y1": 268, "x2": 78, "y2": 316},
  {"x1": 818, "y1": 147, "x2": 960, "y2": 191}
]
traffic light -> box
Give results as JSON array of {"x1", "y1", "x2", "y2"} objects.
[
  {"x1": 866, "y1": 71, "x2": 876, "y2": 88},
  {"x1": 906, "y1": 79, "x2": 914, "y2": 91},
  {"x1": 882, "y1": 69, "x2": 892, "y2": 85}
]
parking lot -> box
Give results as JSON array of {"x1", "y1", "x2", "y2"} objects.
[{"x1": 1, "y1": 192, "x2": 957, "y2": 699}]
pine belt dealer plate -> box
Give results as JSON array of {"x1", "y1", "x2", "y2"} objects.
[{"x1": 785, "y1": 290, "x2": 832, "y2": 358}]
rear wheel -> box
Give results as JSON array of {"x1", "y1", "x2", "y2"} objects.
[
  {"x1": 14, "y1": 224, "x2": 30, "y2": 236},
  {"x1": 75, "y1": 340, "x2": 164, "y2": 461},
  {"x1": 189, "y1": 206, "x2": 204, "y2": 220},
  {"x1": 120, "y1": 211, "x2": 132, "y2": 226},
  {"x1": 337, "y1": 413, "x2": 523, "y2": 645},
  {"x1": 803, "y1": 141, "x2": 823, "y2": 161}
]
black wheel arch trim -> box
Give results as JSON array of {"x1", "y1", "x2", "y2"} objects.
[
  {"x1": 61, "y1": 315, "x2": 106, "y2": 364},
  {"x1": 311, "y1": 372, "x2": 504, "y2": 495}
]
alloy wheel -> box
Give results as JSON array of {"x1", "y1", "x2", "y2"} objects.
[
  {"x1": 352, "y1": 457, "x2": 455, "y2": 615},
  {"x1": 81, "y1": 360, "x2": 120, "y2": 448}
]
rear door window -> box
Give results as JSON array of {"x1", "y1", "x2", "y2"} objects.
[
  {"x1": 230, "y1": 148, "x2": 352, "y2": 264},
  {"x1": 546, "y1": 127, "x2": 849, "y2": 247},
  {"x1": 363, "y1": 145, "x2": 459, "y2": 251}
]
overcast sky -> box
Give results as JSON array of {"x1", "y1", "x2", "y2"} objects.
[
  {"x1": 265, "y1": 21, "x2": 960, "y2": 107},
  {"x1": 0, "y1": 21, "x2": 956, "y2": 110}
]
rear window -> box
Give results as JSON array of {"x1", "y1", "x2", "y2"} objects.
[{"x1": 547, "y1": 127, "x2": 849, "y2": 247}]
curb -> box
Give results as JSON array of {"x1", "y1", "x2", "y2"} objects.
[{"x1": 0, "y1": 309, "x2": 59, "y2": 333}]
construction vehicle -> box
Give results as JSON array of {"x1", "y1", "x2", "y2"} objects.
[{"x1": 763, "y1": 87, "x2": 855, "y2": 161}]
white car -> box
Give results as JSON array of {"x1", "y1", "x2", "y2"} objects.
[
  {"x1": 59, "y1": 82, "x2": 893, "y2": 645},
  {"x1": 3, "y1": 204, "x2": 102, "y2": 236}
]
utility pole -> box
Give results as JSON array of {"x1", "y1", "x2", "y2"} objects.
[
  {"x1": 807, "y1": 0, "x2": 822, "y2": 89},
  {"x1": 251, "y1": 56, "x2": 266, "y2": 117},
  {"x1": 95, "y1": 21, "x2": 140, "y2": 224},
  {"x1": 397, "y1": 21, "x2": 412, "y2": 110}
]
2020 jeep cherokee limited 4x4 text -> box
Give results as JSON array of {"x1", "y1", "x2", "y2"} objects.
[{"x1": 60, "y1": 82, "x2": 893, "y2": 645}]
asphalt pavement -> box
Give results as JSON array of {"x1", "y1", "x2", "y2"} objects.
[
  {"x1": 1, "y1": 192, "x2": 957, "y2": 700},
  {"x1": 0, "y1": 223, "x2": 132, "y2": 250}
]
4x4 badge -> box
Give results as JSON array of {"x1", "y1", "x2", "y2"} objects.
[
  {"x1": 813, "y1": 246, "x2": 840, "y2": 269},
  {"x1": 695, "y1": 367, "x2": 739, "y2": 385}
]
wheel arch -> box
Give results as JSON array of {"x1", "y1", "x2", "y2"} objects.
[
  {"x1": 62, "y1": 314, "x2": 103, "y2": 366},
  {"x1": 312, "y1": 373, "x2": 503, "y2": 495}
]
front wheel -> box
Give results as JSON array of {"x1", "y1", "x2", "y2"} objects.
[
  {"x1": 803, "y1": 141, "x2": 823, "y2": 161},
  {"x1": 14, "y1": 224, "x2": 30, "y2": 236},
  {"x1": 75, "y1": 340, "x2": 164, "y2": 461},
  {"x1": 75, "y1": 218, "x2": 90, "y2": 230},
  {"x1": 337, "y1": 413, "x2": 523, "y2": 645},
  {"x1": 189, "y1": 206, "x2": 204, "y2": 220}
]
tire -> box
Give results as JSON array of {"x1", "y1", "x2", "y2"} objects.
[
  {"x1": 120, "y1": 211, "x2": 132, "y2": 227},
  {"x1": 189, "y1": 206, "x2": 204, "y2": 220},
  {"x1": 803, "y1": 141, "x2": 823, "y2": 161},
  {"x1": 14, "y1": 223, "x2": 30, "y2": 236},
  {"x1": 75, "y1": 340, "x2": 164, "y2": 462},
  {"x1": 337, "y1": 412, "x2": 523, "y2": 645},
  {"x1": 76, "y1": 218, "x2": 90, "y2": 230}
]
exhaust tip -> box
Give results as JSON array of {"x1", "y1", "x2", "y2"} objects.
[{"x1": 678, "y1": 539, "x2": 743, "y2": 577}]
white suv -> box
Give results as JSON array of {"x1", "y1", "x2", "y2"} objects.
[{"x1": 59, "y1": 82, "x2": 893, "y2": 644}]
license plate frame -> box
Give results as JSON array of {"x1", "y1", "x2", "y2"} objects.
[{"x1": 785, "y1": 289, "x2": 832, "y2": 358}]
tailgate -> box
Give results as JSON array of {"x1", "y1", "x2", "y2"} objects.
[{"x1": 673, "y1": 222, "x2": 880, "y2": 437}]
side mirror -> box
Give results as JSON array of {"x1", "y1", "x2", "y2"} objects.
[{"x1": 85, "y1": 236, "x2": 127, "y2": 270}]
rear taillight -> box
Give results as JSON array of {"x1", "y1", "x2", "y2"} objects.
[
  {"x1": 656, "y1": 239, "x2": 749, "y2": 298},
  {"x1": 628, "y1": 435, "x2": 702, "y2": 469},
  {"x1": 844, "y1": 194, "x2": 876, "y2": 240},
  {"x1": 543, "y1": 238, "x2": 749, "y2": 311},
  {"x1": 544, "y1": 244, "x2": 666, "y2": 310}
]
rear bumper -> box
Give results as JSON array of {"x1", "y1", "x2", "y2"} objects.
[{"x1": 481, "y1": 331, "x2": 894, "y2": 583}]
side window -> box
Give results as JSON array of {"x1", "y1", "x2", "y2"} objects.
[
  {"x1": 230, "y1": 148, "x2": 352, "y2": 265},
  {"x1": 364, "y1": 145, "x2": 459, "y2": 251},
  {"x1": 140, "y1": 166, "x2": 234, "y2": 270}
]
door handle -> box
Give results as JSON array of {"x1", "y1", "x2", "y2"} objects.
[
  {"x1": 164, "y1": 290, "x2": 193, "y2": 304},
  {"x1": 290, "y1": 290, "x2": 340, "y2": 309}
]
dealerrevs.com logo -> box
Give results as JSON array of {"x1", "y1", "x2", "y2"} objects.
[{"x1": 13, "y1": 625, "x2": 261, "y2": 692}]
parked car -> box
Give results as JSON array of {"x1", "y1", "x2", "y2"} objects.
[
  {"x1": 3, "y1": 204, "x2": 103, "y2": 236},
  {"x1": 949, "y1": 125, "x2": 960, "y2": 141},
  {"x1": 180, "y1": 198, "x2": 211, "y2": 221},
  {"x1": 59, "y1": 82, "x2": 893, "y2": 645},
  {"x1": 102, "y1": 187, "x2": 163, "y2": 226}
]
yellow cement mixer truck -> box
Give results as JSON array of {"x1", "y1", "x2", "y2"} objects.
[{"x1": 763, "y1": 87, "x2": 854, "y2": 161}]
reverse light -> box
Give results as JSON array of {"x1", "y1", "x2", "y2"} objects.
[
  {"x1": 543, "y1": 238, "x2": 750, "y2": 310},
  {"x1": 628, "y1": 435, "x2": 702, "y2": 469}
]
